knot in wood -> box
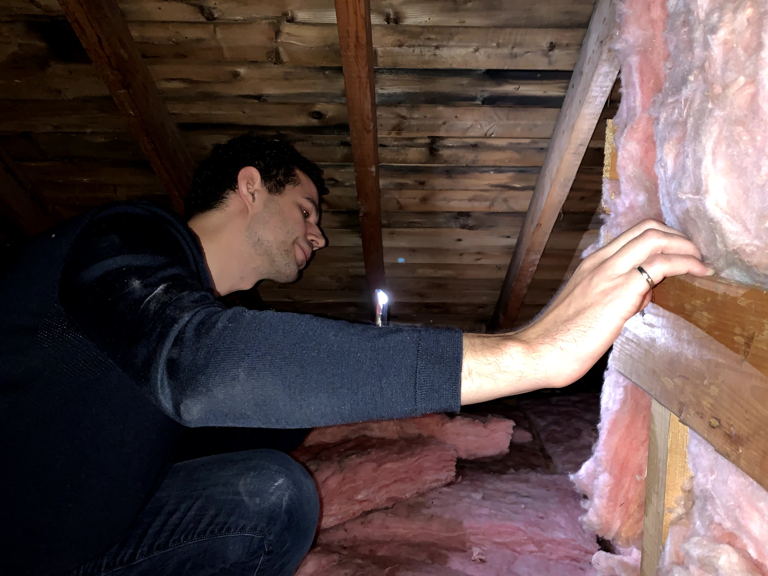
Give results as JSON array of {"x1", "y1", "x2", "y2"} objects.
[{"x1": 384, "y1": 8, "x2": 400, "y2": 25}]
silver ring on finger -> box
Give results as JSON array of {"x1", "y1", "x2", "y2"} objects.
[{"x1": 636, "y1": 265, "x2": 655, "y2": 289}]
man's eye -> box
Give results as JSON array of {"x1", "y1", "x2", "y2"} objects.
[{"x1": 302, "y1": 208, "x2": 310, "y2": 219}]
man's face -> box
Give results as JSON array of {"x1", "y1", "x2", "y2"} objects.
[{"x1": 246, "y1": 170, "x2": 326, "y2": 284}]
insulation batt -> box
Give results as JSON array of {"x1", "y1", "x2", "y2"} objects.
[
  {"x1": 292, "y1": 414, "x2": 512, "y2": 529},
  {"x1": 571, "y1": 368, "x2": 649, "y2": 550},
  {"x1": 600, "y1": 0, "x2": 667, "y2": 244},
  {"x1": 578, "y1": 0, "x2": 768, "y2": 572},
  {"x1": 656, "y1": 0, "x2": 768, "y2": 571},
  {"x1": 574, "y1": 0, "x2": 666, "y2": 567},
  {"x1": 298, "y1": 470, "x2": 598, "y2": 576},
  {"x1": 302, "y1": 413, "x2": 514, "y2": 460},
  {"x1": 659, "y1": 433, "x2": 768, "y2": 576},
  {"x1": 292, "y1": 436, "x2": 457, "y2": 530},
  {"x1": 656, "y1": 0, "x2": 768, "y2": 287}
]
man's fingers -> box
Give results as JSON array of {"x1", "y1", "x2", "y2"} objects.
[
  {"x1": 605, "y1": 228, "x2": 705, "y2": 275},
  {"x1": 633, "y1": 254, "x2": 714, "y2": 288},
  {"x1": 591, "y1": 219, "x2": 691, "y2": 263}
]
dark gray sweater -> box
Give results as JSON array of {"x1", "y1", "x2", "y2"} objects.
[{"x1": 0, "y1": 203, "x2": 462, "y2": 575}]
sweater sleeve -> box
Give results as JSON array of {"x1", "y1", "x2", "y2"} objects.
[{"x1": 59, "y1": 205, "x2": 462, "y2": 428}]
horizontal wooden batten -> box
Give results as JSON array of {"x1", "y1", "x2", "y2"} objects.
[
  {"x1": 116, "y1": 0, "x2": 594, "y2": 27},
  {"x1": 279, "y1": 24, "x2": 585, "y2": 70},
  {"x1": 377, "y1": 106, "x2": 560, "y2": 138},
  {"x1": 0, "y1": 99, "x2": 126, "y2": 132},
  {"x1": 0, "y1": 132, "x2": 554, "y2": 166},
  {"x1": 612, "y1": 275, "x2": 768, "y2": 493},
  {"x1": 0, "y1": 61, "x2": 570, "y2": 105},
  {"x1": 653, "y1": 276, "x2": 768, "y2": 380},
  {"x1": 0, "y1": 99, "x2": 562, "y2": 139},
  {"x1": 379, "y1": 189, "x2": 534, "y2": 213},
  {"x1": 1, "y1": 17, "x2": 584, "y2": 70},
  {"x1": 2, "y1": 19, "x2": 584, "y2": 70}
]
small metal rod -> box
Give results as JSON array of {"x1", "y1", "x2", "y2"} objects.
[{"x1": 374, "y1": 289, "x2": 389, "y2": 327}]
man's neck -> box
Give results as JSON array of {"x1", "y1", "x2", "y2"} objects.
[{"x1": 188, "y1": 206, "x2": 255, "y2": 296}]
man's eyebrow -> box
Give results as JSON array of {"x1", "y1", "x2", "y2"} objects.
[{"x1": 304, "y1": 197, "x2": 319, "y2": 212}]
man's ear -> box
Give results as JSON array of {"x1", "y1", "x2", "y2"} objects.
[{"x1": 235, "y1": 166, "x2": 264, "y2": 211}]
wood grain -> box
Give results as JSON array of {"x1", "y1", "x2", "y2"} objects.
[
  {"x1": 335, "y1": 0, "x2": 384, "y2": 292},
  {"x1": 613, "y1": 297, "x2": 768, "y2": 493},
  {"x1": 491, "y1": 0, "x2": 618, "y2": 330},
  {"x1": 59, "y1": 0, "x2": 193, "y2": 213},
  {"x1": 640, "y1": 400, "x2": 690, "y2": 576}
]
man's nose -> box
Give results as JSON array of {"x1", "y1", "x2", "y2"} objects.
[{"x1": 307, "y1": 223, "x2": 327, "y2": 251}]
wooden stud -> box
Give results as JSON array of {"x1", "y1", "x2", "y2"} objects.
[{"x1": 640, "y1": 399, "x2": 690, "y2": 576}]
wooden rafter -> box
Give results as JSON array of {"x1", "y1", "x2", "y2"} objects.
[
  {"x1": 0, "y1": 150, "x2": 54, "y2": 236},
  {"x1": 490, "y1": 0, "x2": 619, "y2": 330},
  {"x1": 334, "y1": 0, "x2": 386, "y2": 294},
  {"x1": 58, "y1": 0, "x2": 193, "y2": 214}
]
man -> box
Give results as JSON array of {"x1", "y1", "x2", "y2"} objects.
[{"x1": 0, "y1": 134, "x2": 711, "y2": 575}]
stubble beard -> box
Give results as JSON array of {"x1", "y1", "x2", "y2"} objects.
[{"x1": 246, "y1": 223, "x2": 300, "y2": 284}]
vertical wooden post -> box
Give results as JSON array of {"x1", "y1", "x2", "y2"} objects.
[
  {"x1": 334, "y1": 0, "x2": 386, "y2": 295},
  {"x1": 640, "y1": 398, "x2": 690, "y2": 575}
]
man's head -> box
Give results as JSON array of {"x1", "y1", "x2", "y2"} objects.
[
  {"x1": 186, "y1": 133, "x2": 328, "y2": 219},
  {"x1": 186, "y1": 134, "x2": 329, "y2": 294}
]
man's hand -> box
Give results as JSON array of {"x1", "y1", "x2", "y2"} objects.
[{"x1": 460, "y1": 220, "x2": 713, "y2": 405}]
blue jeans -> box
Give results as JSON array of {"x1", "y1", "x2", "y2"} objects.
[{"x1": 69, "y1": 450, "x2": 320, "y2": 576}]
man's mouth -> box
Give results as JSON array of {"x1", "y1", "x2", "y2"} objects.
[{"x1": 297, "y1": 244, "x2": 310, "y2": 268}]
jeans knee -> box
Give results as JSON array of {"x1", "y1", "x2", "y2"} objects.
[{"x1": 240, "y1": 450, "x2": 319, "y2": 559}]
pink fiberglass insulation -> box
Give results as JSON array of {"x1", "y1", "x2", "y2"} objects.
[
  {"x1": 652, "y1": 0, "x2": 768, "y2": 568},
  {"x1": 660, "y1": 432, "x2": 768, "y2": 575},
  {"x1": 600, "y1": 0, "x2": 667, "y2": 244},
  {"x1": 656, "y1": 0, "x2": 768, "y2": 287},
  {"x1": 302, "y1": 413, "x2": 514, "y2": 460},
  {"x1": 580, "y1": 0, "x2": 768, "y2": 572},
  {"x1": 574, "y1": 0, "x2": 666, "y2": 563},
  {"x1": 297, "y1": 469, "x2": 598, "y2": 576},
  {"x1": 571, "y1": 367, "x2": 650, "y2": 550},
  {"x1": 292, "y1": 436, "x2": 457, "y2": 529}
]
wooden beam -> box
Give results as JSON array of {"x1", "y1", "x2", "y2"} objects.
[
  {"x1": 0, "y1": 150, "x2": 54, "y2": 236},
  {"x1": 58, "y1": 0, "x2": 193, "y2": 214},
  {"x1": 489, "y1": 0, "x2": 619, "y2": 330},
  {"x1": 334, "y1": 0, "x2": 385, "y2": 294},
  {"x1": 640, "y1": 399, "x2": 690, "y2": 576},
  {"x1": 612, "y1": 276, "x2": 768, "y2": 493},
  {"x1": 654, "y1": 275, "x2": 768, "y2": 379}
]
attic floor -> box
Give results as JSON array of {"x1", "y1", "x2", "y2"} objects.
[{"x1": 297, "y1": 390, "x2": 602, "y2": 576}]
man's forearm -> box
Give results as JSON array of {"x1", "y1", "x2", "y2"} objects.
[
  {"x1": 459, "y1": 219, "x2": 713, "y2": 406},
  {"x1": 460, "y1": 332, "x2": 558, "y2": 404}
]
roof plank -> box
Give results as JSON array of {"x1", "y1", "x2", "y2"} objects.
[
  {"x1": 59, "y1": 0, "x2": 194, "y2": 213},
  {"x1": 490, "y1": 0, "x2": 619, "y2": 330}
]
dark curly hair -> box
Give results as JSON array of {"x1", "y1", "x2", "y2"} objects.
[{"x1": 185, "y1": 133, "x2": 328, "y2": 219}]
